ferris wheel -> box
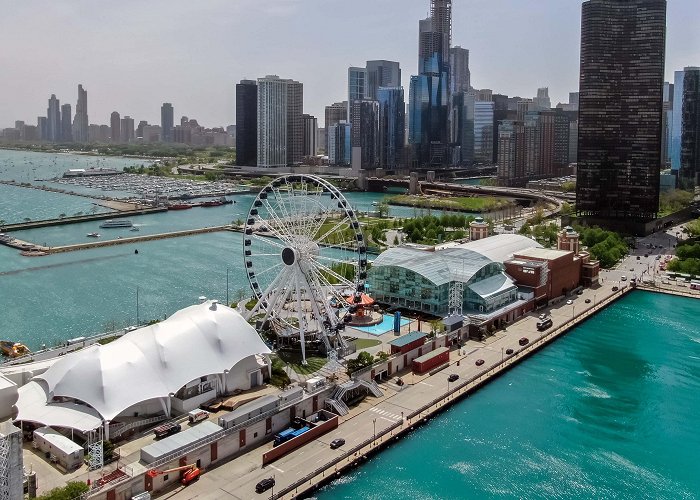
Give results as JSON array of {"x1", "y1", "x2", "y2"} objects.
[{"x1": 242, "y1": 174, "x2": 368, "y2": 364}]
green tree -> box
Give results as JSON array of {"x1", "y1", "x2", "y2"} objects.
[
  {"x1": 686, "y1": 218, "x2": 700, "y2": 237},
  {"x1": 36, "y1": 482, "x2": 89, "y2": 500}
]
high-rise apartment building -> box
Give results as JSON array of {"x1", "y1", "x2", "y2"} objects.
[
  {"x1": 61, "y1": 103, "x2": 72, "y2": 142},
  {"x1": 450, "y1": 91, "x2": 475, "y2": 165},
  {"x1": 351, "y1": 100, "x2": 380, "y2": 170},
  {"x1": 236, "y1": 80, "x2": 258, "y2": 166},
  {"x1": 302, "y1": 114, "x2": 318, "y2": 157},
  {"x1": 671, "y1": 69, "x2": 687, "y2": 170},
  {"x1": 348, "y1": 67, "x2": 367, "y2": 127},
  {"x1": 72, "y1": 84, "x2": 88, "y2": 143},
  {"x1": 161, "y1": 103, "x2": 174, "y2": 143},
  {"x1": 286, "y1": 80, "x2": 304, "y2": 165},
  {"x1": 366, "y1": 61, "x2": 401, "y2": 101},
  {"x1": 328, "y1": 121, "x2": 352, "y2": 166},
  {"x1": 576, "y1": 0, "x2": 667, "y2": 221},
  {"x1": 377, "y1": 87, "x2": 406, "y2": 168},
  {"x1": 660, "y1": 82, "x2": 674, "y2": 166},
  {"x1": 37, "y1": 117, "x2": 47, "y2": 141},
  {"x1": 325, "y1": 101, "x2": 348, "y2": 155},
  {"x1": 47, "y1": 94, "x2": 61, "y2": 142},
  {"x1": 121, "y1": 116, "x2": 135, "y2": 143},
  {"x1": 110, "y1": 111, "x2": 121, "y2": 143},
  {"x1": 679, "y1": 67, "x2": 700, "y2": 188},
  {"x1": 257, "y1": 74, "x2": 288, "y2": 166},
  {"x1": 449, "y1": 46, "x2": 470, "y2": 94},
  {"x1": 409, "y1": 0, "x2": 452, "y2": 166},
  {"x1": 473, "y1": 101, "x2": 494, "y2": 163}
]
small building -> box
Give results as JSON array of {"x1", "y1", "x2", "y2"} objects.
[
  {"x1": 412, "y1": 347, "x2": 450, "y2": 374},
  {"x1": 140, "y1": 421, "x2": 223, "y2": 464},
  {"x1": 389, "y1": 331, "x2": 427, "y2": 355},
  {"x1": 469, "y1": 216, "x2": 489, "y2": 241},
  {"x1": 32, "y1": 426, "x2": 83, "y2": 471}
]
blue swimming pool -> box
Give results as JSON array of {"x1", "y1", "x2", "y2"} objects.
[{"x1": 352, "y1": 314, "x2": 411, "y2": 336}]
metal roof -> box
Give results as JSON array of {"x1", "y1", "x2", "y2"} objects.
[
  {"x1": 372, "y1": 235, "x2": 541, "y2": 287},
  {"x1": 467, "y1": 273, "x2": 516, "y2": 298},
  {"x1": 140, "y1": 421, "x2": 223, "y2": 464},
  {"x1": 389, "y1": 331, "x2": 427, "y2": 348},
  {"x1": 413, "y1": 347, "x2": 449, "y2": 364}
]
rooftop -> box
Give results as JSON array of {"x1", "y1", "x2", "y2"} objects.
[
  {"x1": 389, "y1": 331, "x2": 427, "y2": 348},
  {"x1": 140, "y1": 421, "x2": 223, "y2": 464},
  {"x1": 513, "y1": 247, "x2": 572, "y2": 261}
]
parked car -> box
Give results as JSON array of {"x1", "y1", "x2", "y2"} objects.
[
  {"x1": 538, "y1": 313, "x2": 548, "y2": 320},
  {"x1": 330, "y1": 438, "x2": 346, "y2": 449},
  {"x1": 505, "y1": 348, "x2": 514, "y2": 355},
  {"x1": 475, "y1": 359, "x2": 485, "y2": 366},
  {"x1": 519, "y1": 337, "x2": 529, "y2": 346},
  {"x1": 256, "y1": 478, "x2": 275, "y2": 494},
  {"x1": 576, "y1": 290, "x2": 583, "y2": 295},
  {"x1": 636, "y1": 256, "x2": 640, "y2": 260},
  {"x1": 612, "y1": 286, "x2": 619, "y2": 291},
  {"x1": 585, "y1": 299, "x2": 591, "y2": 304},
  {"x1": 448, "y1": 374, "x2": 459, "y2": 382},
  {"x1": 566, "y1": 299, "x2": 573, "y2": 305},
  {"x1": 621, "y1": 276, "x2": 627, "y2": 281}
]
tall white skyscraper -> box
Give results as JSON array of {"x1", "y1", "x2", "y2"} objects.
[
  {"x1": 72, "y1": 84, "x2": 89, "y2": 143},
  {"x1": 257, "y1": 75, "x2": 303, "y2": 167}
]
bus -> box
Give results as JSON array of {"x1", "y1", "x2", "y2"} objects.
[{"x1": 690, "y1": 281, "x2": 700, "y2": 291}]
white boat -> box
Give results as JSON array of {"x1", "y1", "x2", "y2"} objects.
[
  {"x1": 130, "y1": 227, "x2": 140, "y2": 232},
  {"x1": 99, "y1": 220, "x2": 133, "y2": 228},
  {"x1": 86, "y1": 232, "x2": 100, "y2": 238}
]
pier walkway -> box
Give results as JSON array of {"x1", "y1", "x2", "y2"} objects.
[
  {"x1": 1, "y1": 225, "x2": 229, "y2": 254},
  {"x1": 0, "y1": 207, "x2": 166, "y2": 232}
]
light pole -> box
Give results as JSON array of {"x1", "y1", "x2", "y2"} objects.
[
  {"x1": 373, "y1": 419, "x2": 377, "y2": 443},
  {"x1": 501, "y1": 347, "x2": 504, "y2": 363},
  {"x1": 593, "y1": 294, "x2": 597, "y2": 307},
  {"x1": 572, "y1": 305, "x2": 575, "y2": 321},
  {"x1": 226, "y1": 267, "x2": 229, "y2": 306},
  {"x1": 136, "y1": 286, "x2": 140, "y2": 326}
]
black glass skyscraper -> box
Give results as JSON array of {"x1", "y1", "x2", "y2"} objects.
[
  {"x1": 236, "y1": 80, "x2": 257, "y2": 166},
  {"x1": 680, "y1": 68, "x2": 700, "y2": 188},
  {"x1": 576, "y1": 0, "x2": 667, "y2": 221}
]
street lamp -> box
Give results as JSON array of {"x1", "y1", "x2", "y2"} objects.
[
  {"x1": 501, "y1": 347, "x2": 504, "y2": 363},
  {"x1": 373, "y1": 419, "x2": 377, "y2": 442},
  {"x1": 593, "y1": 294, "x2": 597, "y2": 307},
  {"x1": 226, "y1": 267, "x2": 230, "y2": 306},
  {"x1": 572, "y1": 305, "x2": 575, "y2": 320}
]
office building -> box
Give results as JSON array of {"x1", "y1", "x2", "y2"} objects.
[
  {"x1": 236, "y1": 80, "x2": 258, "y2": 166},
  {"x1": 161, "y1": 103, "x2": 174, "y2": 143},
  {"x1": 671, "y1": 69, "x2": 687, "y2": 170},
  {"x1": 533, "y1": 87, "x2": 551, "y2": 110},
  {"x1": 328, "y1": 121, "x2": 352, "y2": 166},
  {"x1": 61, "y1": 103, "x2": 72, "y2": 142},
  {"x1": 348, "y1": 66, "x2": 367, "y2": 119},
  {"x1": 450, "y1": 91, "x2": 474, "y2": 165},
  {"x1": 47, "y1": 94, "x2": 61, "y2": 142},
  {"x1": 72, "y1": 84, "x2": 89, "y2": 143},
  {"x1": 378, "y1": 87, "x2": 406, "y2": 168},
  {"x1": 142, "y1": 125, "x2": 162, "y2": 143},
  {"x1": 680, "y1": 67, "x2": 700, "y2": 188},
  {"x1": 121, "y1": 116, "x2": 135, "y2": 143},
  {"x1": 110, "y1": 111, "x2": 121, "y2": 143},
  {"x1": 660, "y1": 82, "x2": 674, "y2": 166},
  {"x1": 576, "y1": 0, "x2": 667, "y2": 221},
  {"x1": 302, "y1": 114, "x2": 318, "y2": 157}
]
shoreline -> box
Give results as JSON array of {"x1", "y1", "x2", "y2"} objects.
[
  {"x1": 278, "y1": 286, "x2": 634, "y2": 499},
  {"x1": 0, "y1": 145, "x2": 158, "y2": 162}
]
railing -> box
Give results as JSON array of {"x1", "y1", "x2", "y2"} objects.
[{"x1": 110, "y1": 415, "x2": 167, "y2": 439}]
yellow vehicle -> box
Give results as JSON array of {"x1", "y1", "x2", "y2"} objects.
[{"x1": 0, "y1": 341, "x2": 30, "y2": 358}]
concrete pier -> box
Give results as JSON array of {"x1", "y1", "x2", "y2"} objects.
[{"x1": 0, "y1": 208, "x2": 166, "y2": 232}]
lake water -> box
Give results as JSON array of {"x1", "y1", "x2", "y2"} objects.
[{"x1": 315, "y1": 291, "x2": 700, "y2": 499}]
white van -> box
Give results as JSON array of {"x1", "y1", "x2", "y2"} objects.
[{"x1": 188, "y1": 409, "x2": 209, "y2": 424}]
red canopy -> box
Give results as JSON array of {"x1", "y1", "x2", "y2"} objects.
[{"x1": 346, "y1": 293, "x2": 375, "y2": 306}]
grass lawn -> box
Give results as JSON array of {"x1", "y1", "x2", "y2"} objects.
[
  {"x1": 388, "y1": 194, "x2": 511, "y2": 212},
  {"x1": 354, "y1": 338, "x2": 382, "y2": 349},
  {"x1": 277, "y1": 352, "x2": 327, "y2": 375}
]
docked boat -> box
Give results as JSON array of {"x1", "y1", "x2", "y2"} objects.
[
  {"x1": 87, "y1": 232, "x2": 101, "y2": 238},
  {"x1": 99, "y1": 220, "x2": 133, "y2": 228},
  {"x1": 130, "y1": 227, "x2": 140, "y2": 232},
  {"x1": 168, "y1": 203, "x2": 193, "y2": 210},
  {"x1": 0, "y1": 341, "x2": 30, "y2": 358},
  {"x1": 201, "y1": 197, "x2": 233, "y2": 207}
]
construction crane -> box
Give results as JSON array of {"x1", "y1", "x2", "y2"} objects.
[{"x1": 146, "y1": 463, "x2": 201, "y2": 486}]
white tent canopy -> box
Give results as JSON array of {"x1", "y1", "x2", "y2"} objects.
[{"x1": 16, "y1": 301, "x2": 271, "y2": 428}]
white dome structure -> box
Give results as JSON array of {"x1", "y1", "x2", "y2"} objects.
[{"x1": 15, "y1": 300, "x2": 271, "y2": 432}]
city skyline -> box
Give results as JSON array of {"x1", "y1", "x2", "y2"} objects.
[{"x1": 1, "y1": 0, "x2": 697, "y2": 129}]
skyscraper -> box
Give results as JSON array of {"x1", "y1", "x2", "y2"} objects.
[
  {"x1": 328, "y1": 122, "x2": 352, "y2": 166},
  {"x1": 325, "y1": 101, "x2": 348, "y2": 155},
  {"x1": 257, "y1": 75, "x2": 288, "y2": 167},
  {"x1": 450, "y1": 91, "x2": 474, "y2": 165},
  {"x1": 679, "y1": 67, "x2": 700, "y2": 188},
  {"x1": 161, "y1": 103, "x2": 174, "y2": 143},
  {"x1": 409, "y1": 0, "x2": 452, "y2": 165},
  {"x1": 302, "y1": 114, "x2": 318, "y2": 157},
  {"x1": 660, "y1": 82, "x2": 674, "y2": 166},
  {"x1": 37, "y1": 117, "x2": 47, "y2": 141},
  {"x1": 352, "y1": 100, "x2": 380, "y2": 170},
  {"x1": 236, "y1": 80, "x2": 258, "y2": 166},
  {"x1": 449, "y1": 46, "x2": 470, "y2": 94},
  {"x1": 286, "y1": 80, "x2": 304, "y2": 165},
  {"x1": 110, "y1": 111, "x2": 121, "y2": 143},
  {"x1": 533, "y1": 88, "x2": 551, "y2": 110},
  {"x1": 671, "y1": 69, "x2": 686, "y2": 170},
  {"x1": 576, "y1": 0, "x2": 667, "y2": 221},
  {"x1": 365, "y1": 61, "x2": 401, "y2": 101},
  {"x1": 473, "y1": 101, "x2": 494, "y2": 163},
  {"x1": 60, "y1": 104, "x2": 72, "y2": 142},
  {"x1": 348, "y1": 67, "x2": 367, "y2": 117},
  {"x1": 47, "y1": 94, "x2": 61, "y2": 142},
  {"x1": 121, "y1": 116, "x2": 135, "y2": 143},
  {"x1": 72, "y1": 84, "x2": 88, "y2": 143},
  {"x1": 378, "y1": 87, "x2": 406, "y2": 168}
]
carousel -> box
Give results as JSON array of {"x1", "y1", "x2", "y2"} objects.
[{"x1": 345, "y1": 293, "x2": 383, "y2": 327}]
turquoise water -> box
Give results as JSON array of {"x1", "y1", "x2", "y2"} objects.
[
  {"x1": 351, "y1": 314, "x2": 411, "y2": 336},
  {"x1": 316, "y1": 291, "x2": 700, "y2": 499}
]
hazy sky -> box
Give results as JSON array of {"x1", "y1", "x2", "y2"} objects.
[{"x1": 1, "y1": 0, "x2": 698, "y2": 129}]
